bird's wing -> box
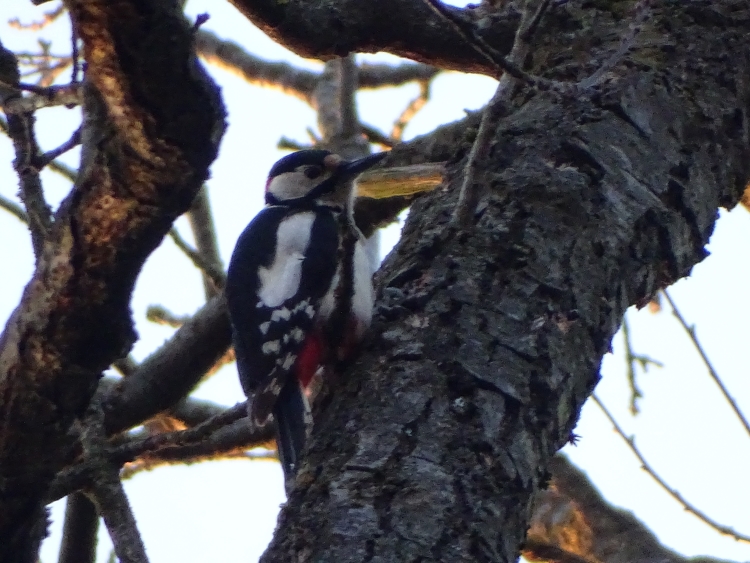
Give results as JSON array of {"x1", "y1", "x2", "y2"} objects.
[{"x1": 226, "y1": 207, "x2": 339, "y2": 425}]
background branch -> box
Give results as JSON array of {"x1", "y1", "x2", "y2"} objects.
[
  {"x1": 663, "y1": 290, "x2": 750, "y2": 439},
  {"x1": 592, "y1": 394, "x2": 750, "y2": 543}
]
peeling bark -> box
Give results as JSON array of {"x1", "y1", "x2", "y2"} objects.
[{"x1": 0, "y1": 0, "x2": 225, "y2": 560}]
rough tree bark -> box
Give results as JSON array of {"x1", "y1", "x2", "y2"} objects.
[
  {"x1": 0, "y1": 0, "x2": 225, "y2": 561},
  {"x1": 256, "y1": 1, "x2": 750, "y2": 561}
]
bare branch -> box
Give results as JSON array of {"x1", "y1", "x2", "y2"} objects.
[
  {"x1": 391, "y1": 80, "x2": 431, "y2": 142},
  {"x1": 592, "y1": 394, "x2": 750, "y2": 543},
  {"x1": 0, "y1": 194, "x2": 30, "y2": 223},
  {"x1": 187, "y1": 187, "x2": 224, "y2": 299},
  {"x1": 168, "y1": 227, "x2": 226, "y2": 290},
  {"x1": 453, "y1": 0, "x2": 553, "y2": 226},
  {"x1": 0, "y1": 1, "x2": 225, "y2": 551},
  {"x1": 421, "y1": 0, "x2": 562, "y2": 92},
  {"x1": 195, "y1": 29, "x2": 317, "y2": 103},
  {"x1": 576, "y1": 0, "x2": 654, "y2": 90},
  {"x1": 102, "y1": 295, "x2": 232, "y2": 435},
  {"x1": 145, "y1": 304, "x2": 189, "y2": 327},
  {"x1": 663, "y1": 289, "x2": 750, "y2": 439},
  {"x1": 1, "y1": 83, "x2": 82, "y2": 114},
  {"x1": 360, "y1": 123, "x2": 394, "y2": 148},
  {"x1": 622, "y1": 316, "x2": 643, "y2": 414},
  {"x1": 0, "y1": 43, "x2": 53, "y2": 258},
  {"x1": 57, "y1": 493, "x2": 98, "y2": 563},
  {"x1": 47, "y1": 408, "x2": 273, "y2": 502},
  {"x1": 38, "y1": 126, "x2": 81, "y2": 167},
  {"x1": 277, "y1": 136, "x2": 309, "y2": 151},
  {"x1": 6, "y1": 112, "x2": 53, "y2": 257},
  {"x1": 8, "y1": 4, "x2": 66, "y2": 30},
  {"x1": 80, "y1": 402, "x2": 150, "y2": 563},
  {"x1": 359, "y1": 62, "x2": 440, "y2": 89}
]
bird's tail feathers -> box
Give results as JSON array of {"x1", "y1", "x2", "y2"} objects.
[{"x1": 273, "y1": 378, "x2": 311, "y2": 493}]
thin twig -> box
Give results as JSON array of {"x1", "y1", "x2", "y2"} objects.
[
  {"x1": 8, "y1": 4, "x2": 65, "y2": 30},
  {"x1": 421, "y1": 0, "x2": 564, "y2": 92},
  {"x1": 0, "y1": 44, "x2": 52, "y2": 257},
  {"x1": 146, "y1": 305, "x2": 189, "y2": 327},
  {"x1": 592, "y1": 393, "x2": 750, "y2": 543},
  {"x1": 0, "y1": 194, "x2": 30, "y2": 223},
  {"x1": 277, "y1": 136, "x2": 309, "y2": 151},
  {"x1": 168, "y1": 227, "x2": 226, "y2": 289},
  {"x1": 187, "y1": 187, "x2": 224, "y2": 300},
  {"x1": 663, "y1": 290, "x2": 750, "y2": 439},
  {"x1": 38, "y1": 126, "x2": 81, "y2": 167},
  {"x1": 360, "y1": 124, "x2": 394, "y2": 148},
  {"x1": 453, "y1": 0, "x2": 553, "y2": 226},
  {"x1": 47, "y1": 407, "x2": 270, "y2": 504},
  {"x1": 622, "y1": 316, "x2": 643, "y2": 414},
  {"x1": 576, "y1": 0, "x2": 654, "y2": 90},
  {"x1": 195, "y1": 29, "x2": 317, "y2": 103},
  {"x1": 391, "y1": 81, "x2": 431, "y2": 142},
  {"x1": 109, "y1": 402, "x2": 248, "y2": 462},
  {"x1": 7, "y1": 111, "x2": 53, "y2": 257},
  {"x1": 120, "y1": 449, "x2": 275, "y2": 479}
]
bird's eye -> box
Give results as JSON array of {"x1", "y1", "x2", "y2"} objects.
[{"x1": 304, "y1": 166, "x2": 322, "y2": 179}]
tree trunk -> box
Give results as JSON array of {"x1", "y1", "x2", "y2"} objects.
[{"x1": 261, "y1": 2, "x2": 750, "y2": 561}]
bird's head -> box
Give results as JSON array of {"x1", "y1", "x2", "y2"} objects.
[{"x1": 265, "y1": 149, "x2": 388, "y2": 211}]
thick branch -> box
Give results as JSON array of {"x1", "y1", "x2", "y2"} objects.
[
  {"x1": 0, "y1": 0, "x2": 225, "y2": 558},
  {"x1": 227, "y1": 0, "x2": 518, "y2": 75}
]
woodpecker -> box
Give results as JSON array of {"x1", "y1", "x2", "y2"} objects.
[{"x1": 226, "y1": 149, "x2": 387, "y2": 489}]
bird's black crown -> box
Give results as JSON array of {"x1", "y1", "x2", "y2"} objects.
[{"x1": 268, "y1": 149, "x2": 333, "y2": 179}]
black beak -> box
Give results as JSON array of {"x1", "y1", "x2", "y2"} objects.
[{"x1": 338, "y1": 152, "x2": 388, "y2": 178}]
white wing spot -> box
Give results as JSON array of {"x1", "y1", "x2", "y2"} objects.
[
  {"x1": 262, "y1": 340, "x2": 281, "y2": 355},
  {"x1": 259, "y1": 321, "x2": 271, "y2": 335},
  {"x1": 282, "y1": 353, "x2": 297, "y2": 370},
  {"x1": 305, "y1": 305, "x2": 315, "y2": 318},
  {"x1": 292, "y1": 328, "x2": 306, "y2": 342},
  {"x1": 271, "y1": 308, "x2": 292, "y2": 321},
  {"x1": 283, "y1": 333, "x2": 291, "y2": 344},
  {"x1": 268, "y1": 379, "x2": 282, "y2": 396},
  {"x1": 293, "y1": 300, "x2": 309, "y2": 313}
]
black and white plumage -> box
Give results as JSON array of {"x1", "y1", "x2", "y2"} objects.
[{"x1": 226, "y1": 149, "x2": 386, "y2": 488}]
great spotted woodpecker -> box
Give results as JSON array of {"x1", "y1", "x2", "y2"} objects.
[{"x1": 226, "y1": 149, "x2": 387, "y2": 488}]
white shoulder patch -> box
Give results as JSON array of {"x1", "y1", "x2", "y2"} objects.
[{"x1": 258, "y1": 213, "x2": 315, "y2": 307}]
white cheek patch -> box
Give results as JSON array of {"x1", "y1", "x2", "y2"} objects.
[{"x1": 257, "y1": 213, "x2": 316, "y2": 308}]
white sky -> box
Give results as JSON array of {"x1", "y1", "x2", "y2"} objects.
[{"x1": 0, "y1": 1, "x2": 749, "y2": 562}]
